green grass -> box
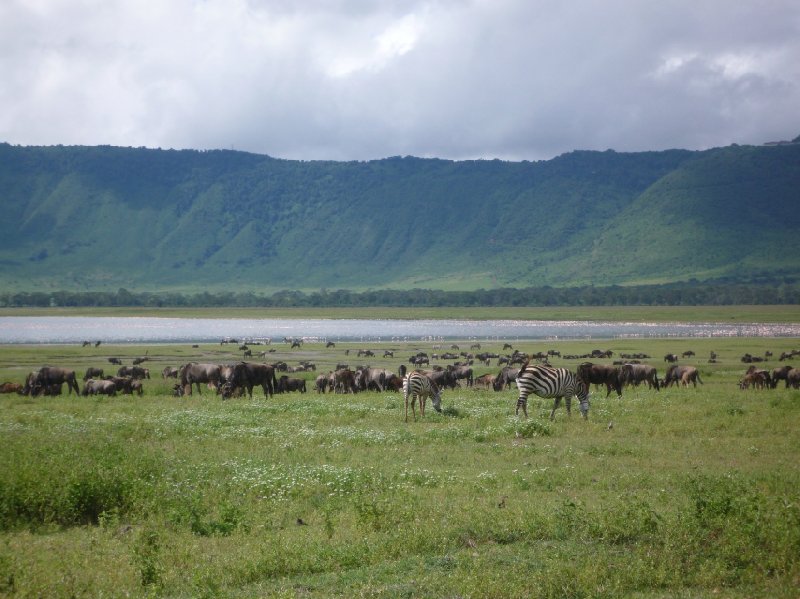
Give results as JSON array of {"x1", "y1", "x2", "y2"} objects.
[
  {"x1": 0, "y1": 336, "x2": 799, "y2": 597},
  {"x1": 1, "y1": 304, "x2": 799, "y2": 322}
]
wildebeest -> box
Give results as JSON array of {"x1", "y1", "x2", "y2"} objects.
[
  {"x1": 786, "y1": 368, "x2": 800, "y2": 389},
  {"x1": 82, "y1": 379, "x2": 117, "y2": 396},
  {"x1": 619, "y1": 363, "x2": 660, "y2": 390},
  {"x1": 770, "y1": 365, "x2": 794, "y2": 388},
  {"x1": 357, "y1": 367, "x2": 389, "y2": 392},
  {"x1": 682, "y1": 350, "x2": 695, "y2": 358},
  {"x1": 277, "y1": 375, "x2": 307, "y2": 393},
  {"x1": 449, "y1": 364, "x2": 474, "y2": 387},
  {"x1": 326, "y1": 341, "x2": 335, "y2": 348},
  {"x1": 492, "y1": 367, "x2": 520, "y2": 391},
  {"x1": 162, "y1": 366, "x2": 179, "y2": 379},
  {"x1": 83, "y1": 367, "x2": 104, "y2": 381},
  {"x1": 577, "y1": 362, "x2": 622, "y2": 398},
  {"x1": 117, "y1": 366, "x2": 150, "y2": 379},
  {"x1": 663, "y1": 365, "x2": 703, "y2": 387},
  {"x1": 179, "y1": 363, "x2": 222, "y2": 395},
  {"x1": 132, "y1": 355, "x2": 149, "y2": 365},
  {"x1": 0, "y1": 382, "x2": 23, "y2": 394},
  {"x1": 227, "y1": 362, "x2": 278, "y2": 399},
  {"x1": 31, "y1": 367, "x2": 80, "y2": 396},
  {"x1": 333, "y1": 368, "x2": 358, "y2": 394},
  {"x1": 107, "y1": 357, "x2": 123, "y2": 365},
  {"x1": 473, "y1": 373, "x2": 496, "y2": 389},
  {"x1": 315, "y1": 373, "x2": 330, "y2": 393},
  {"x1": 664, "y1": 354, "x2": 679, "y2": 363}
]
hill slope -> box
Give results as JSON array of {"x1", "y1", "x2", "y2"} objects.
[{"x1": 0, "y1": 142, "x2": 798, "y2": 292}]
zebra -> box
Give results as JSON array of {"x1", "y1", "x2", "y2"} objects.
[
  {"x1": 402, "y1": 371, "x2": 442, "y2": 422},
  {"x1": 515, "y1": 361, "x2": 589, "y2": 420}
]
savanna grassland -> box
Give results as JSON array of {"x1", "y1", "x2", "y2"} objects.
[{"x1": 1, "y1": 333, "x2": 799, "y2": 597}]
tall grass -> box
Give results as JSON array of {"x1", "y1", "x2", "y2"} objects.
[{"x1": 0, "y1": 336, "x2": 798, "y2": 597}]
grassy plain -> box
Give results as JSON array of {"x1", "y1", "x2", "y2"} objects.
[
  {"x1": 1, "y1": 334, "x2": 799, "y2": 597},
  {"x1": 1, "y1": 304, "x2": 800, "y2": 322}
]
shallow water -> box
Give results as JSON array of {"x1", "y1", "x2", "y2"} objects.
[{"x1": 1, "y1": 316, "x2": 798, "y2": 344}]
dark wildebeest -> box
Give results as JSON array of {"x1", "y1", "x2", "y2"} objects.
[
  {"x1": 425, "y1": 368, "x2": 457, "y2": 390},
  {"x1": 492, "y1": 367, "x2": 520, "y2": 391},
  {"x1": 108, "y1": 357, "x2": 122, "y2": 365},
  {"x1": 577, "y1": 362, "x2": 622, "y2": 398},
  {"x1": 682, "y1": 350, "x2": 695, "y2": 358},
  {"x1": 449, "y1": 364, "x2": 474, "y2": 387},
  {"x1": 132, "y1": 356, "x2": 149, "y2": 365},
  {"x1": 358, "y1": 367, "x2": 388, "y2": 392},
  {"x1": 0, "y1": 382, "x2": 23, "y2": 394},
  {"x1": 118, "y1": 366, "x2": 150, "y2": 379},
  {"x1": 33, "y1": 367, "x2": 80, "y2": 395},
  {"x1": 664, "y1": 354, "x2": 679, "y2": 363},
  {"x1": 179, "y1": 363, "x2": 222, "y2": 395},
  {"x1": 82, "y1": 379, "x2": 117, "y2": 396},
  {"x1": 325, "y1": 341, "x2": 335, "y2": 348},
  {"x1": 786, "y1": 368, "x2": 800, "y2": 389},
  {"x1": 228, "y1": 362, "x2": 278, "y2": 399},
  {"x1": 315, "y1": 373, "x2": 330, "y2": 393},
  {"x1": 739, "y1": 371, "x2": 768, "y2": 390},
  {"x1": 770, "y1": 365, "x2": 794, "y2": 388},
  {"x1": 473, "y1": 373, "x2": 496, "y2": 390},
  {"x1": 744, "y1": 365, "x2": 772, "y2": 389},
  {"x1": 333, "y1": 368, "x2": 358, "y2": 394},
  {"x1": 663, "y1": 365, "x2": 703, "y2": 388},
  {"x1": 619, "y1": 363, "x2": 660, "y2": 390},
  {"x1": 83, "y1": 367, "x2": 104, "y2": 381},
  {"x1": 277, "y1": 376, "x2": 307, "y2": 393}
]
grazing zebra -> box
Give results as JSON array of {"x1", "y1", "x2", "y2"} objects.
[
  {"x1": 403, "y1": 371, "x2": 442, "y2": 422},
  {"x1": 515, "y1": 361, "x2": 589, "y2": 420}
]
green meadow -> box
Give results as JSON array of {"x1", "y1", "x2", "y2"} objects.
[{"x1": 1, "y1": 333, "x2": 799, "y2": 597}]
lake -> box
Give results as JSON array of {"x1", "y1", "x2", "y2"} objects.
[{"x1": 1, "y1": 316, "x2": 799, "y2": 344}]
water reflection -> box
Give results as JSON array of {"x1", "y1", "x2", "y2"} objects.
[{"x1": 0, "y1": 316, "x2": 798, "y2": 344}]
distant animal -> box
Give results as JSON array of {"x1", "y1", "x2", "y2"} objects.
[
  {"x1": 326, "y1": 341, "x2": 336, "y2": 348},
  {"x1": 403, "y1": 371, "x2": 442, "y2": 422},
  {"x1": 664, "y1": 354, "x2": 679, "y2": 363},
  {"x1": 0, "y1": 382, "x2": 23, "y2": 394},
  {"x1": 663, "y1": 365, "x2": 703, "y2": 388},
  {"x1": 29, "y1": 367, "x2": 80, "y2": 396},
  {"x1": 577, "y1": 362, "x2": 622, "y2": 398},
  {"x1": 82, "y1": 379, "x2": 117, "y2": 396},
  {"x1": 179, "y1": 363, "x2": 222, "y2": 395},
  {"x1": 291, "y1": 339, "x2": 302, "y2": 348},
  {"x1": 162, "y1": 366, "x2": 179, "y2": 379},
  {"x1": 227, "y1": 362, "x2": 278, "y2": 398},
  {"x1": 117, "y1": 366, "x2": 150, "y2": 379},
  {"x1": 619, "y1": 363, "x2": 660, "y2": 390},
  {"x1": 107, "y1": 357, "x2": 123, "y2": 365},
  {"x1": 83, "y1": 367, "x2": 104, "y2": 381},
  {"x1": 503, "y1": 343, "x2": 513, "y2": 350},
  {"x1": 681, "y1": 350, "x2": 695, "y2": 358},
  {"x1": 473, "y1": 373, "x2": 496, "y2": 389},
  {"x1": 514, "y1": 361, "x2": 589, "y2": 420},
  {"x1": 315, "y1": 373, "x2": 330, "y2": 393},
  {"x1": 383, "y1": 350, "x2": 394, "y2": 358},
  {"x1": 277, "y1": 376, "x2": 307, "y2": 393}
]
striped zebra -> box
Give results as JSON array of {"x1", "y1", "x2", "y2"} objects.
[
  {"x1": 403, "y1": 371, "x2": 442, "y2": 422},
  {"x1": 515, "y1": 361, "x2": 589, "y2": 420}
]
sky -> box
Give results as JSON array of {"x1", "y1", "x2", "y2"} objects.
[{"x1": 1, "y1": 0, "x2": 799, "y2": 161}]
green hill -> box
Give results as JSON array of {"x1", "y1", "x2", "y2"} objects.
[{"x1": 0, "y1": 142, "x2": 798, "y2": 292}]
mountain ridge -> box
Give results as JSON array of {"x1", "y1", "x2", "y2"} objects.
[{"x1": 0, "y1": 142, "x2": 797, "y2": 292}]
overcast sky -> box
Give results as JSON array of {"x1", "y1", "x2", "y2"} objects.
[{"x1": 1, "y1": 0, "x2": 798, "y2": 161}]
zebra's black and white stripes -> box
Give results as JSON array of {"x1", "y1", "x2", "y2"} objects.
[
  {"x1": 403, "y1": 371, "x2": 442, "y2": 422},
  {"x1": 515, "y1": 362, "x2": 589, "y2": 420}
]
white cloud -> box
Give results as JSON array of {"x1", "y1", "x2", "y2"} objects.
[{"x1": 0, "y1": 0, "x2": 798, "y2": 160}]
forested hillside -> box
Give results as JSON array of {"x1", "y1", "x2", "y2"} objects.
[{"x1": 0, "y1": 142, "x2": 798, "y2": 293}]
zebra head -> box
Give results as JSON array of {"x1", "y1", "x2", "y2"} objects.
[{"x1": 431, "y1": 382, "x2": 442, "y2": 413}]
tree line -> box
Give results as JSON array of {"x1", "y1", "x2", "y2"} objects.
[{"x1": 1, "y1": 281, "x2": 798, "y2": 308}]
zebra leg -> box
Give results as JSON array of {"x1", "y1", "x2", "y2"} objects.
[
  {"x1": 550, "y1": 397, "x2": 562, "y2": 420},
  {"x1": 515, "y1": 396, "x2": 528, "y2": 417},
  {"x1": 565, "y1": 396, "x2": 572, "y2": 416}
]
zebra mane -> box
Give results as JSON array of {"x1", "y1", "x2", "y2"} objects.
[{"x1": 518, "y1": 359, "x2": 531, "y2": 372}]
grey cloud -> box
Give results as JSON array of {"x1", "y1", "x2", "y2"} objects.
[{"x1": 0, "y1": 0, "x2": 797, "y2": 160}]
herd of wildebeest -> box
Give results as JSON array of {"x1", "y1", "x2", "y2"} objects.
[{"x1": 2, "y1": 338, "x2": 799, "y2": 417}]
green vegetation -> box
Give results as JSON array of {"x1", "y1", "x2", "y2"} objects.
[
  {"x1": 1, "y1": 142, "x2": 799, "y2": 293},
  {"x1": 1, "y1": 336, "x2": 798, "y2": 596}
]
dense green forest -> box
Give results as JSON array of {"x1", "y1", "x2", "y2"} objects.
[
  {"x1": 1, "y1": 141, "x2": 798, "y2": 300},
  {"x1": 1, "y1": 278, "x2": 797, "y2": 308}
]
